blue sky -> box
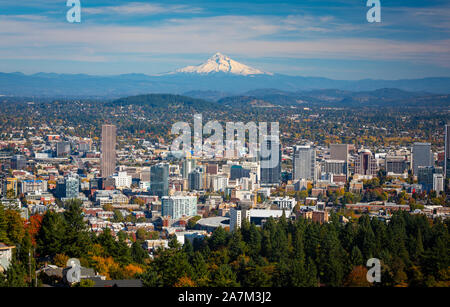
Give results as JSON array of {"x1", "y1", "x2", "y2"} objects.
[{"x1": 0, "y1": 0, "x2": 449, "y2": 79}]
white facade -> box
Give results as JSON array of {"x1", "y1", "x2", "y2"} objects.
[
  {"x1": 293, "y1": 145, "x2": 316, "y2": 181},
  {"x1": 230, "y1": 207, "x2": 291, "y2": 230},
  {"x1": 113, "y1": 171, "x2": 132, "y2": 188},
  {"x1": 161, "y1": 196, "x2": 197, "y2": 220},
  {"x1": 272, "y1": 197, "x2": 297, "y2": 210},
  {"x1": 211, "y1": 175, "x2": 228, "y2": 192},
  {"x1": 433, "y1": 173, "x2": 444, "y2": 194}
]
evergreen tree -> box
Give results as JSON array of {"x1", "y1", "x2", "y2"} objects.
[{"x1": 36, "y1": 210, "x2": 66, "y2": 258}]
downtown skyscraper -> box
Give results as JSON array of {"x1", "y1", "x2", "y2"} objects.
[
  {"x1": 445, "y1": 124, "x2": 450, "y2": 179},
  {"x1": 412, "y1": 142, "x2": 432, "y2": 176},
  {"x1": 260, "y1": 135, "x2": 281, "y2": 186},
  {"x1": 293, "y1": 145, "x2": 316, "y2": 181},
  {"x1": 101, "y1": 124, "x2": 117, "y2": 178}
]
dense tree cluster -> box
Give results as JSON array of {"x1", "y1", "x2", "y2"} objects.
[
  {"x1": 0, "y1": 200, "x2": 149, "y2": 286},
  {"x1": 1, "y1": 199, "x2": 449, "y2": 287},
  {"x1": 140, "y1": 212, "x2": 450, "y2": 287}
]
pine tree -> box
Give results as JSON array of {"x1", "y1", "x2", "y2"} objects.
[{"x1": 36, "y1": 210, "x2": 66, "y2": 258}]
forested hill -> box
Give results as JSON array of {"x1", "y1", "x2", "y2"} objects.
[{"x1": 108, "y1": 94, "x2": 217, "y2": 111}]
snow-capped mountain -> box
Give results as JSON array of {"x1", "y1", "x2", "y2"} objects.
[{"x1": 174, "y1": 52, "x2": 272, "y2": 76}]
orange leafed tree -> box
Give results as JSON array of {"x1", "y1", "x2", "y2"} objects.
[
  {"x1": 344, "y1": 266, "x2": 371, "y2": 287},
  {"x1": 25, "y1": 214, "x2": 43, "y2": 246},
  {"x1": 174, "y1": 276, "x2": 196, "y2": 287}
]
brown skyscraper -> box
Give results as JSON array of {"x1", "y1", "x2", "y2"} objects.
[
  {"x1": 101, "y1": 124, "x2": 117, "y2": 178},
  {"x1": 330, "y1": 144, "x2": 349, "y2": 162}
]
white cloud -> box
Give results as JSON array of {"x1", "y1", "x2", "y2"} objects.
[
  {"x1": 0, "y1": 13, "x2": 449, "y2": 69},
  {"x1": 83, "y1": 2, "x2": 203, "y2": 15}
]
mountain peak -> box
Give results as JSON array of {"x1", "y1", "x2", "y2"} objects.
[{"x1": 174, "y1": 53, "x2": 272, "y2": 76}]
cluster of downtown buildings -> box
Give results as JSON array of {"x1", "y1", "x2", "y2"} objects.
[{"x1": 0, "y1": 123, "x2": 449, "y2": 256}]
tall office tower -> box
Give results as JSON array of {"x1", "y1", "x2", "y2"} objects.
[
  {"x1": 230, "y1": 165, "x2": 250, "y2": 180},
  {"x1": 101, "y1": 124, "x2": 117, "y2": 178},
  {"x1": 433, "y1": 173, "x2": 444, "y2": 194},
  {"x1": 188, "y1": 167, "x2": 205, "y2": 191},
  {"x1": 56, "y1": 141, "x2": 71, "y2": 157},
  {"x1": 445, "y1": 125, "x2": 450, "y2": 179},
  {"x1": 412, "y1": 142, "x2": 432, "y2": 175},
  {"x1": 260, "y1": 136, "x2": 281, "y2": 186},
  {"x1": 206, "y1": 163, "x2": 218, "y2": 175},
  {"x1": 293, "y1": 145, "x2": 316, "y2": 180},
  {"x1": 385, "y1": 156, "x2": 408, "y2": 175},
  {"x1": 418, "y1": 166, "x2": 439, "y2": 192},
  {"x1": 10, "y1": 155, "x2": 27, "y2": 170},
  {"x1": 330, "y1": 144, "x2": 348, "y2": 175},
  {"x1": 330, "y1": 144, "x2": 349, "y2": 161},
  {"x1": 355, "y1": 149, "x2": 377, "y2": 176},
  {"x1": 182, "y1": 158, "x2": 196, "y2": 179},
  {"x1": 150, "y1": 163, "x2": 169, "y2": 197}
]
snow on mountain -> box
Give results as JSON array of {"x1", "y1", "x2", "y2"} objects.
[{"x1": 174, "y1": 52, "x2": 272, "y2": 76}]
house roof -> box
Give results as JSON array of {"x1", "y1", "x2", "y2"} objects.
[{"x1": 0, "y1": 243, "x2": 15, "y2": 250}]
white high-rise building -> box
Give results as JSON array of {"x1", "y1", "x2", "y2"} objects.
[
  {"x1": 293, "y1": 145, "x2": 316, "y2": 181},
  {"x1": 211, "y1": 175, "x2": 228, "y2": 192},
  {"x1": 433, "y1": 173, "x2": 444, "y2": 195},
  {"x1": 161, "y1": 196, "x2": 197, "y2": 220}
]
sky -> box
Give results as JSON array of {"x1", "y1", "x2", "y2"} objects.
[{"x1": 0, "y1": 0, "x2": 449, "y2": 80}]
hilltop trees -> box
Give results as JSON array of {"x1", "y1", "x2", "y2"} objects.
[{"x1": 138, "y1": 211, "x2": 449, "y2": 287}]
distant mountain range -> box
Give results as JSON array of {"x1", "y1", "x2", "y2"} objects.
[
  {"x1": 99, "y1": 89, "x2": 450, "y2": 110},
  {"x1": 214, "y1": 88, "x2": 450, "y2": 107},
  {"x1": 0, "y1": 53, "x2": 449, "y2": 98}
]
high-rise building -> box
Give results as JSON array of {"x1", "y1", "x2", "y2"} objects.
[
  {"x1": 206, "y1": 163, "x2": 218, "y2": 175},
  {"x1": 385, "y1": 156, "x2": 408, "y2": 175},
  {"x1": 323, "y1": 160, "x2": 346, "y2": 176},
  {"x1": 418, "y1": 166, "x2": 443, "y2": 192},
  {"x1": 101, "y1": 124, "x2": 117, "y2": 178},
  {"x1": 230, "y1": 165, "x2": 250, "y2": 180},
  {"x1": 188, "y1": 167, "x2": 205, "y2": 191},
  {"x1": 56, "y1": 175, "x2": 79, "y2": 200},
  {"x1": 182, "y1": 158, "x2": 196, "y2": 179},
  {"x1": 10, "y1": 155, "x2": 27, "y2": 170},
  {"x1": 418, "y1": 166, "x2": 434, "y2": 192},
  {"x1": 293, "y1": 145, "x2": 316, "y2": 180},
  {"x1": 445, "y1": 125, "x2": 450, "y2": 179},
  {"x1": 56, "y1": 141, "x2": 71, "y2": 157},
  {"x1": 433, "y1": 173, "x2": 444, "y2": 194},
  {"x1": 161, "y1": 196, "x2": 197, "y2": 220},
  {"x1": 211, "y1": 175, "x2": 228, "y2": 192},
  {"x1": 412, "y1": 142, "x2": 432, "y2": 175},
  {"x1": 355, "y1": 149, "x2": 377, "y2": 176},
  {"x1": 260, "y1": 136, "x2": 281, "y2": 186},
  {"x1": 150, "y1": 163, "x2": 169, "y2": 197},
  {"x1": 330, "y1": 144, "x2": 349, "y2": 161}
]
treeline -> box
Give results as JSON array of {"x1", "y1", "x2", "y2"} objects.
[
  {"x1": 141, "y1": 211, "x2": 449, "y2": 287},
  {"x1": 1, "y1": 201, "x2": 449, "y2": 287},
  {"x1": 0, "y1": 200, "x2": 150, "y2": 286}
]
